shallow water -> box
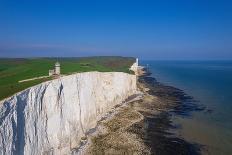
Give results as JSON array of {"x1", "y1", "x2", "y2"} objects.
[{"x1": 141, "y1": 60, "x2": 232, "y2": 155}]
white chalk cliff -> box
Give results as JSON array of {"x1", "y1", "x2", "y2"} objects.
[{"x1": 0, "y1": 72, "x2": 137, "y2": 155}]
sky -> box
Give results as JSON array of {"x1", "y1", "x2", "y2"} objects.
[{"x1": 0, "y1": 0, "x2": 232, "y2": 59}]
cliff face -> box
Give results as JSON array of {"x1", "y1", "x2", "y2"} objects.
[{"x1": 0, "y1": 72, "x2": 137, "y2": 155}]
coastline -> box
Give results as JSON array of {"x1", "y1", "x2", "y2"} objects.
[
  {"x1": 80, "y1": 68, "x2": 205, "y2": 155},
  {"x1": 0, "y1": 71, "x2": 137, "y2": 154}
]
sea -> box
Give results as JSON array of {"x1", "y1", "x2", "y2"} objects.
[{"x1": 141, "y1": 60, "x2": 232, "y2": 155}]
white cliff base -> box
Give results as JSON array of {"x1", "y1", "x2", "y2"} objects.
[{"x1": 0, "y1": 72, "x2": 137, "y2": 155}]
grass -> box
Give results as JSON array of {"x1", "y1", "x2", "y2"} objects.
[{"x1": 0, "y1": 56, "x2": 135, "y2": 101}]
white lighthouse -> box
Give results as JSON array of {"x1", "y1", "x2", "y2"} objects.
[
  {"x1": 55, "y1": 62, "x2": 60, "y2": 75},
  {"x1": 136, "y1": 58, "x2": 139, "y2": 66},
  {"x1": 49, "y1": 61, "x2": 61, "y2": 76},
  {"x1": 129, "y1": 58, "x2": 140, "y2": 75}
]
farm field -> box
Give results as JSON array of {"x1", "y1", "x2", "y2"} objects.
[{"x1": 0, "y1": 56, "x2": 135, "y2": 101}]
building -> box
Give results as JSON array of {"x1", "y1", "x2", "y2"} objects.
[
  {"x1": 55, "y1": 62, "x2": 60, "y2": 75},
  {"x1": 136, "y1": 58, "x2": 139, "y2": 66},
  {"x1": 49, "y1": 62, "x2": 61, "y2": 76},
  {"x1": 130, "y1": 58, "x2": 139, "y2": 74},
  {"x1": 48, "y1": 70, "x2": 55, "y2": 76}
]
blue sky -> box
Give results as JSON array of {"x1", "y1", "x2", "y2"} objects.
[{"x1": 0, "y1": 0, "x2": 232, "y2": 59}]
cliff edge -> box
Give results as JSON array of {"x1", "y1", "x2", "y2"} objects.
[{"x1": 0, "y1": 72, "x2": 137, "y2": 155}]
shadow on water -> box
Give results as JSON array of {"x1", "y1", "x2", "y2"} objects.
[{"x1": 128, "y1": 72, "x2": 206, "y2": 155}]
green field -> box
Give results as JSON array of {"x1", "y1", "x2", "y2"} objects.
[{"x1": 0, "y1": 56, "x2": 135, "y2": 101}]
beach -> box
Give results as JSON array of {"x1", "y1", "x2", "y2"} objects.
[{"x1": 79, "y1": 68, "x2": 204, "y2": 155}]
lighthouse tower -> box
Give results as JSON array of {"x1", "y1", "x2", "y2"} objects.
[
  {"x1": 55, "y1": 62, "x2": 60, "y2": 75},
  {"x1": 136, "y1": 58, "x2": 139, "y2": 66}
]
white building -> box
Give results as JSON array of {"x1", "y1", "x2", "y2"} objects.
[
  {"x1": 55, "y1": 62, "x2": 60, "y2": 75},
  {"x1": 130, "y1": 58, "x2": 139, "y2": 74},
  {"x1": 136, "y1": 58, "x2": 139, "y2": 66},
  {"x1": 49, "y1": 62, "x2": 61, "y2": 76}
]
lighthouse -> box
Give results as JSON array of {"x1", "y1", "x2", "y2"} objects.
[
  {"x1": 136, "y1": 58, "x2": 139, "y2": 66},
  {"x1": 49, "y1": 61, "x2": 61, "y2": 76},
  {"x1": 55, "y1": 62, "x2": 60, "y2": 75}
]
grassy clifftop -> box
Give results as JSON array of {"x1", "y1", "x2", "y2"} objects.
[{"x1": 0, "y1": 56, "x2": 135, "y2": 101}]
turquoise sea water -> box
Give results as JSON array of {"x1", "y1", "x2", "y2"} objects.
[{"x1": 141, "y1": 60, "x2": 232, "y2": 155}]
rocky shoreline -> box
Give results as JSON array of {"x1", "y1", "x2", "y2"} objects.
[{"x1": 80, "y1": 70, "x2": 205, "y2": 155}]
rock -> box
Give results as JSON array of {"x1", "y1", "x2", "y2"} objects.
[{"x1": 0, "y1": 72, "x2": 137, "y2": 155}]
